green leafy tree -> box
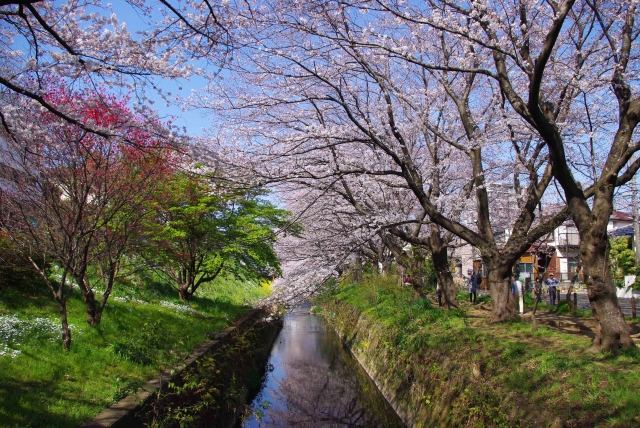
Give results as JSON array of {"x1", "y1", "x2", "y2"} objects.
[
  {"x1": 143, "y1": 172, "x2": 293, "y2": 302},
  {"x1": 609, "y1": 237, "x2": 637, "y2": 284}
]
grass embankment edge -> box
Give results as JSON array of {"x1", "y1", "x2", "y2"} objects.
[
  {"x1": 0, "y1": 274, "x2": 270, "y2": 427},
  {"x1": 316, "y1": 274, "x2": 640, "y2": 428},
  {"x1": 83, "y1": 308, "x2": 282, "y2": 428}
]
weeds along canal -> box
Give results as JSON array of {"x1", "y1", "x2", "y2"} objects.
[{"x1": 240, "y1": 305, "x2": 404, "y2": 427}]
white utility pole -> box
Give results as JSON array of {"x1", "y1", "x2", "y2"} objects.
[{"x1": 632, "y1": 155, "x2": 640, "y2": 264}]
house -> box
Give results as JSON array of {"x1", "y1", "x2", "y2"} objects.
[
  {"x1": 451, "y1": 211, "x2": 637, "y2": 285},
  {"x1": 520, "y1": 211, "x2": 637, "y2": 283},
  {"x1": 446, "y1": 176, "x2": 638, "y2": 284},
  {"x1": 518, "y1": 221, "x2": 579, "y2": 282},
  {"x1": 608, "y1": 211, "x2": 636, "y2": 233}
]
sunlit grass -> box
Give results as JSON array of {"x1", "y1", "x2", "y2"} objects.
[{"x1": 0, "y1": 273, "x2": 266, "y2": 427}]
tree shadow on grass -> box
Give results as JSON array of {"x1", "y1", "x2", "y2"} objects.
[
  {"x1": 0, "y1": 354, "x2": 108, "y2": 428},
  {"x1": 0, "y1": 278, "x2": 254, "y2": 427},
  {"x1": 534, "y1": 316, "x2": 597, "y2": 340},
  {"x1": 0, "y1": 277, "x2": 57, "y2": 312},
  {"x1": 191, "y1": 295, "x2": 249, "y2": 319}
]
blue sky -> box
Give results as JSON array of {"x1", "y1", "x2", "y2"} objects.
[{"x1": 106, "y1": 2, "x2": 215, "y2": 137}]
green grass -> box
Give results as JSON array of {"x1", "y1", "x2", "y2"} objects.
[
  {"x1": 0, "y1": 271, "x2": 269, "y2": 427},
  {"x1": 319, "y1": 274, "x2": 640, "y2": 427},
  {"x1": 521, "y1": 292, "x2": 593, "y2": 317}
]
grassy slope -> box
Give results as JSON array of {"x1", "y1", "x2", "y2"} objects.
[
  {"x1": 0, "y1": 273, "x2": 269, "y2": 428},
  {"x1": 317, "y1": 274, "x2": 640, "y2": 428}
]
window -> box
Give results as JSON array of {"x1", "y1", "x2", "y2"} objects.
[
  {"x1": 518, "y1": 263, "x2": 534, "y2": 278},
  {"x1": 568, "y1": 260, "x2": 579, "y2": 275}
]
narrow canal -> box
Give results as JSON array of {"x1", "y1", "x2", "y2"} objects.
[{"x1": 241, "y1": 305, "x2": 405, "y2": 427}]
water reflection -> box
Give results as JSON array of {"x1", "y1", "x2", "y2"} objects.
[{"x1": 242, "y1": 307, "x2": 404, "y2": 427}]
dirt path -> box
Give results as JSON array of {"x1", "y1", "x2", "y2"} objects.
[{"x1": 459, "y1": 300, "x2": 640, "y2": 345}]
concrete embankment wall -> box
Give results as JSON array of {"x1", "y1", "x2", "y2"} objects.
[
  {"x1": 321, "y1": 303, "x2": 450, "y2": 427},
  {"x1": 320, "y1": 300, "x2": 559, "y2": 428}
]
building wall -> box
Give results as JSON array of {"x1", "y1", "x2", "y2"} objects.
[{"x1": 450, "y1": 242, "x2": 475, "y2": 278}]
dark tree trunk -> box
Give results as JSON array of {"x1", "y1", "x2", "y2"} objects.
[
  {"x1": 178, "y1": 283, "x2": 192, "y2": 303},
  {"x1": 432, "y1": 245, "x2": 457, "y2": 309},
  {"x1": 78, "y1": 277, "x2": 99, "y2": 326},
  {"x1": 485, "y1": 260, "x2": 519, "y2": 322},
  {"x1": 76, "y1": 261, "x2": 119, "y2": 327},
  {"x1": 580, "y1": 231, "x2": 634, "y2": 350},
  {"x1": 59, "y1": 300, "x2": 72, "y2": 351},
  {"x1": 555, "y1": 166, "x2": 636, "y2": 350}
]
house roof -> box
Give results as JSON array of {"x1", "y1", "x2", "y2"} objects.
[
  {"x1": 611, "y1": 211, "x2": 635, "y2": 221},
  {"x1": 611, "y1": 225, "x2": 635, "y2": 236},
  {"x1": 526, "y1": 242, "x2": 556, "y2": 254}
]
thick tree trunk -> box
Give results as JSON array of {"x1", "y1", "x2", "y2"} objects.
[
  {"x1": 485, "y1": 260, "x2": 519, "y2": 322},
  {"x1": 178, "y1": 282, "x2": 192, "y2": 303},
  {"x1": 432, "y1": 246, "x2": 457, "y2": 309},
  {"x1": 78, "y1": 277, "x2": 99, "y2": 326},
  {"x1": 73, "y1": 265, "x2": 101, "y2": 326},
  {"x1": 396, "y1": 263, "x2": 407, "y2": 287},
  {"x1": 58, "y1": 300, "x2": 72, "y2": 351},
  {"x1": 427, "y1": 226, "x2": 457, "y2": 308},
  {"x1": 77, "y1": 261, "x2": 119, "y2": 327},
  {"x1": 580, "y1": 234, "x2": 634, "y2": 351}
]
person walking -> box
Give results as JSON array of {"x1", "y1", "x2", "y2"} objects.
[
  {"x1": 545, "y1": 273, "x2": 559, "y2": 305},
  {"x1": 469, "y1": 272, "x2": 477, "y2": 304}
]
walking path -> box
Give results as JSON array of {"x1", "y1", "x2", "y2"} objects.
[
  {"x1": 477, "y1": 289, "x2": 636, "y2": 317},
  {"x1": 573, "y1": 292, "x2": 637, "y2": 317},
  {"x1": 435, "y1": 291, "x2": 640, "y2": 345}
]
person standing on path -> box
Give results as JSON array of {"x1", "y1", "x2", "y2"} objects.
[
  {"x1": 469, "y1": 272, "x2": 477, "y2": 304},
  {"x1": 545, "y1": 273, "x2": 559, "y2": 305},
  {"x1": 511, "y1": 277, "x2": 524, "y2": 314}
]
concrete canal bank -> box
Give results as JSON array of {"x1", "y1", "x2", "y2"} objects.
[
  {"x1": 80, "y1": 309, "x2": 281, "y2": 428},
  {"x1": 319, "y1": 299, "x2": 565, "y2": 428}
]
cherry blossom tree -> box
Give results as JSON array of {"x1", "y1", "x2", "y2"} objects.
[
  {"x1": 365, "y1": 0, "x2": 638, "y2": 350},
  {"x1": 271, "y1": 184, "x2": 393, "y2": 303},
  {"x1": 6, "y1": 0, "x2": 633, "y2": 351},
  {"x1": 192, "y1": 1, "x2": 569, "y2": 322},
  {"x1": 0, "y1": 1, "x2": 198, "y2": 142}
]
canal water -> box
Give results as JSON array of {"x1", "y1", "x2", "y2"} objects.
[{"x1": 241, "y1": 305, "x2": 405, "y2": 427}]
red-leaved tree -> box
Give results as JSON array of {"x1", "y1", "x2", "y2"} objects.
[{"x1": 0, "y1": 84, "x2": 174, "y2": 350}]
